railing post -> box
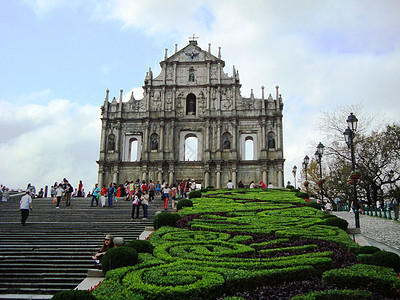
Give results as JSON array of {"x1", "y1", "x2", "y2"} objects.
[
  {"x1": 388, "y1": 208, "x2": 392, "y2": 220},
  {"x1": 383, "y1": 207, "x2": 387, "y2": 219}
]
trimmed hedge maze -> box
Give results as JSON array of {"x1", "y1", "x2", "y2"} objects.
[{"x1": 93, "y1": 189, "x2": 400, "y2": 299}]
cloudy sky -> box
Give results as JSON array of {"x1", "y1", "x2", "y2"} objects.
[{"x1": 1, "y1": 0, "x2": 399, "y2": 191}]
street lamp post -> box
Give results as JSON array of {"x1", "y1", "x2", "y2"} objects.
[
  {"x1": 292, "y1": 166, "x2": 298, "y2": 188},
  {"x1": 388, "y1": 169, "x2": 394, "y2": 190},
  {"x1": 344, "y1": 112, "x2": 360, "y2": 228},
  {"x1": 303, "y1": 155, "x2": 309, "y2": 193},
  {"x1": 315, "y1": 142, "x2": 325, "y2": 209}
]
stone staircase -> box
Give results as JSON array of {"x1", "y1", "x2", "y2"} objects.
[{"x1": 0, "y1": 195, "x2": 165, "y2": 297}]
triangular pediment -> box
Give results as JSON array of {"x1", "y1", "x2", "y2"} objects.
[{"x1": 162, "y1": 42, "x2": 221, "y2": 65}]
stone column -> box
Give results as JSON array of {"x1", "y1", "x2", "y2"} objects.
[
  {"x1": 157, "y1": 168, "x2": 163, "y2": 184},
  {"x1": 216, "y1": 165, "x2": 221, "y2": 189},
  {"x1": 112, "y1": 166, "x2": 119, "y2": 184},
  {"x1": 115, "y1": 121, "x2": 121, "y2": 153},
  {"x1": 232, "y1": 167, "x2": 237, "y2": 187},
  {"x1": 160, "y1": 121, "x2": 165, "y2": 152},
  {"x1": 169, "y1": 171, "x2": 174, "y2": 185},
  {"x1": 98, "y1": 166, "x2": 104, "y2": 187},
  {"x1": 262, "y1": 170, "x2": 267, "y2": 184},
  {"x1": 204, "y1": 169, "x2": 210, "y2": 187}
]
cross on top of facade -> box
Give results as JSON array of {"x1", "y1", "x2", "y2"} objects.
[{"x1": 189, "y1": 34, "x2": 199, "y2": 42}]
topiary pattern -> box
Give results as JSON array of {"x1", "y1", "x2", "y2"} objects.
[
  {"x1": 153, "y1": 212, "x2": 181, "y2": 230},
  {"x1": 125, "y1": 239, "x2": 154, "y2": 254},
  {"x1": 368, "y1": 250, "x2": 400, "y2": 272},
  {"x1": 101, "y1": 246, "x2": 138, "y2": 275},
  {"x1": 176, "y1": 199, "x2": 193, "y2": 210}
]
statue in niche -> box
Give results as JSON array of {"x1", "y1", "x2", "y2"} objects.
[
  {"x1": 151, "y1": 137, "x2": 158, "y2": 150},
  {"x1": 223, "y1": 137, "x2": 231, "y2": 150},
  {"x1": 268, "y1": 134, "x2": 275, "y2": 149},
  {"x1": 188, "y1": 99, "x2": 195, "y2": 114},
  {"x1": 108, "y1": 135, "x2": 115, "y2": 151},
  {"x1": 189, "y1": 73, "x2": 195, "y2": 82}
]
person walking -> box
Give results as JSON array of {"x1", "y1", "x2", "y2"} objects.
[
  {"x1": 77, "y1": 180, "x2": 83, "y2": 197},
  {"x1": 148, "y1": 180, "x2": 155, "y2": 202},
  {"x1": 107, "y1": 183, "x2": 115, "y2": 207},
  {"x1": 226, "y1": 180, "x2": 234, "y2": 189},
  {"x1": 20, "y1": 191, "x2": 33, "y2": 225},
  {"x1": 162, "y1": 183, "x2": 170, "y2": 210},
  {"x1": 141, "y1": 190, "x2": 149, "y2": 219},
  {"x1": 131, "y1": 187, "x2": 142, "y2": 220},
  {"x1": 91, "y1": 183, "x2": 100, "y2": 206},
  {"x1": 55, "y1": 183, "x2": 64, "y2": 208},
  {"x1": 100, "y1": 185, "x2": 107, "y2": 207}
]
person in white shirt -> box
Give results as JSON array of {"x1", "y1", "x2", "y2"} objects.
[
  {"x1": 268, "y1": 182, "x2": 274, "y2": 188},
  {"x1": 190, "y1": 179, "x2": 196, "y2": 192},
  {"x1": 249, "y1": 181, "x2": 255, "y2": 188},
  {"x1": 226, "y1": 180, "x2": 234, "y2": 189},
  {"x1": 325, "y1": 201, "x2": 333, "y2": 211},
  {"x1": 55, "y1": 184, "x2": 64, "y2": 208},
  {"x1": 20, "y1": 191, "x2": 33, "y2": 225}
]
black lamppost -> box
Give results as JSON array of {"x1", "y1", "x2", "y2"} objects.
[
  {"x1": 303, "y1": 155, "x2": 309, "y2": 193},
  {"x1": 292, "y1": 165, "x2": 298, "y2": 188},
  {"x1": 315, "y1": 142, "x2": 325, "y2": 208},
  {"x1": 344, "y1": 112, "x2": 359, "y2": 228}
]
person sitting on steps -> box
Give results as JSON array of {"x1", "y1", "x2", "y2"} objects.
[{"x1": 92, "y1": 234, "x2": 116, "y2": 266}]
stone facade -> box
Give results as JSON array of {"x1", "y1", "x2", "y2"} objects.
[{"x1": 97, "y1": 40, "x2": 285, "y2": 188}]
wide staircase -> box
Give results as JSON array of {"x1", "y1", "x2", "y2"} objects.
[{"x1": 0, "y1": 194, "x2": 165, "y2": 298}]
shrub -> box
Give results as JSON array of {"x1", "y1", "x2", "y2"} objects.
[
  {"x1": 189, "y1": 190, "x2": 202, "y2": 199},
  {"x1": 51, "y1": 290, "x2": 97, "y2": 300},
  {"x1": 200, "y1": 188, "x2": 209, "y2": 192},
  {"x1": 176, "y1": 199, "x2": 193, "y2": 210},
  {"x1": 322, "y1": 264, "x2": 400, "y2": 298},
  {"x1": 305, "y1": 202, "x2": 322, "y2": 210},
  {"x1": 125, "y1": 239, "x2": 154, "y2": 254},
  {"x1": 291, "y1": 289, "x2": 373, "y2": 300},
  {"x1": 286, "y1": 184, "x2": 295, "y2": 189},
  {"x1": 354, "y1": 245, "x2": 381, "y2": 255},
  {"x1": 368, "y1": 250, "x2": 400, "y2": 272},
  {"x1": 324, "y1": 216, "x2": 348, "y2": 231},
  {"x1": 206, "y1": 185, "x2": 215, "y2": 189},
  {"x1": 295, "y1": 192, "x2": 309, "y2": 199},
  {"x1": 102, "y1": 246, "x2": 138, "y2": 274},
  {"x1": 153, "y1": 212, "x2": 182, "y2": 230}
]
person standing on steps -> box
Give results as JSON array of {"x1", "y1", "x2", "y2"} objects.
[
  {"x1": 107, "y1": 182, "x2": 115, "y2": 207},
  {"x1": 55, "y1": 183, "x2": 64, "y2": 208},
  {"x1": 162, "y1": 183, "x2": 170, "y2": 210},
  {"x1": 131, "y1": 186, "x2": 142, "y2": 220},
  {"x1": 148, "y1": 180, "x2": 155, "y2": 202},
  {"x1": 141, "y1": 190, "x2": 149, "y2": 219},
  {"x1": 77, "y1": 180, "x2": 83, "y2": 197},
  {"x1": 20, "y1": 190, "x2": 33, "y2": 225},
  {"x1": 91, "y1": 183, "x2": 100, "y2": 206}
]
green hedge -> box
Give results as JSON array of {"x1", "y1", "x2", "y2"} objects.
[
  {"x1": 291, "y1": 289, "x2": 373, "y2": 300},
  {"x1": 176, "y1": 199, "x2": 193, "y2": 210},
  {"x1": 322, "y1": 264, "x2": 400, "y2": 298},
  {"x1": 153, "y1": 212, "x2": 181, "y2": 230},
  {"x1": 188, "y1": 190, "x2": 202, "y2": 199},
  {"x1": 51, "y1": 290, "x2": 97, "y2": 300},
  {"x1": 125, "y1": 239, "x2": 154, "y2": 254}
]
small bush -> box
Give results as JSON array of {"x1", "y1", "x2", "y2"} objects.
[
  {"x1": 176, "y1": 199, "x2": 193, "y2": 210},
  {"x1": 102, "y1": 246, "x2": 138, "y2": 274},
  {"x1": 295, "y1": 192, "x2": 309, "y2": 199},
  {"x1": 369, "y1": 250, "x2": 400, "y2": 272},
  {"x1": 354, "y1": 245, "x2": 381, "y2": 255},
  {"x1": 286, "y1": 184, "x2": 295, "y2": 189},
  {"x1": 153, "y1": 212, "x2": 182, "y2": 229},
  {"x1": 305, "y1": 202, "x2": 322, "y2": 210},
  {"x1": 206, "y1": 185, "x2": 214, "y2": 189},
  {"x1": 51, "y1": 290, "x2": 97, "y2": 300},
  {"x1": 324, "y1": 216, "x2": 348, "y2": 231},
  {"x1": 125, "y1": 239, "x2": 154, "y2": 254},
  {"x1": 189, "y1": 190, "x2": 202, "y2": 199},
  {"x1": 200, "y1": 188, "x2": 209, "y2": 192}
]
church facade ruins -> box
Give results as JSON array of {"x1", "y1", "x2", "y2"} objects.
[{"x1": 97, "y1": 40, "x2": 285, "y2": 188}]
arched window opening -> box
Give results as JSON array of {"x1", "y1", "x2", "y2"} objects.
[
  {"x1": 130, "y1": 139, "x2": 138, "y2": 161},
  {"x1": 245, "y1": 137, "x2": 254, "y2": 160},
  {"x1": 107, "y1": 134, "x2": 115, "y2": 151},
  {"x1": 268, "y1": 132, "x2": 276, "y2": 149},
  {"x1": 185, "y1": 135, "x2": 198, "y2": 161},
  {"x1": 186, "y1": 93, "x2": 196, "y2": 115}
]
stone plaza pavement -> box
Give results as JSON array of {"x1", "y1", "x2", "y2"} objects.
[{"x1": 334, "y1": 211, "x2": 400, "y2": 255}]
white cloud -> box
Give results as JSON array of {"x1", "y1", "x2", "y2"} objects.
[{"x1": 0, "y1": 99, "x2": 100, "y2": 191}]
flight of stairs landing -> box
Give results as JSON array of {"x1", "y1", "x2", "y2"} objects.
[{"x1": 0, "y1": 195, "x2": 165, "y2": 297}]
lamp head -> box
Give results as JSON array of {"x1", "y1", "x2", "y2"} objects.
[
  {"x1": 346, "y1": 113, "x2": 358, "y2": 132},
  {"x1": 317, "y1": 142, "x2": 325, "y2": 155},
  {"x1": 303, "y1": 155, "x2": 309, "y2": 165}
]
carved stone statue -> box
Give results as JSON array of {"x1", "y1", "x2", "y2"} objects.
[
  {"x1": 268, "y1": 134, "x2": 275, "y2": 149},
  {"x1": 151, "y1": 137, "x2": 158, "y2": 150}
]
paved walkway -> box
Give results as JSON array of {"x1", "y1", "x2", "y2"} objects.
[{"x1": 334, "y1": 211, "x2": 400, "y2": 255}]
